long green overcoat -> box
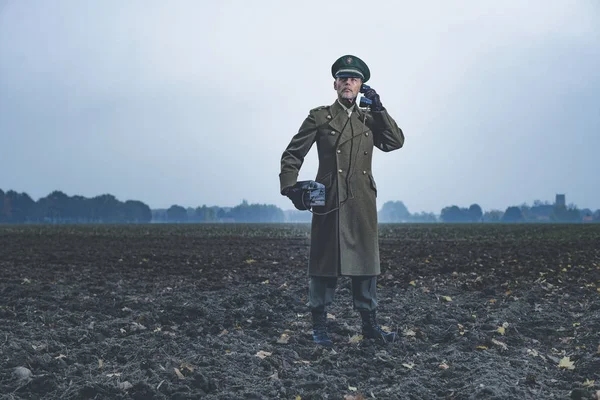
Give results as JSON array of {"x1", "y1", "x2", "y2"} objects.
[{"x1": 279, "y1": 100, "x2": 404, "y2": 277}]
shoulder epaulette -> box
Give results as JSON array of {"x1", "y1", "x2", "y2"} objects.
[{"x1": 310, "y1": 105, "x2": 329, "y2": 113}]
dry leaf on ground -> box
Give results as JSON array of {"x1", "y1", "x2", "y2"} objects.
[
  {"x1": 277, "y1": 333, "x2": 290, "y2": 344},
  {"x1": 403, "y1": 329, "x2": 416, "y2": 337},
  {"x1": 491, "y1": 338, "x2": 508, "y2": 351},
  {"x1": 174, "y1": 368, "x2": 185, "y2": 379},
  {"x1": 118, "y1": 381, "x2": 133, "y2": 390},
  {"x1": 349, "y1": 335, "x2": 363, "y2": 344},
  {"x1": 344, "y1": 394, "x2": 366, "y2": 400},
  {"x1": 255, "y1": 351, "x2": 272, "y2": 359},
  {"x1": 558, "y1": 356, "x2": 575, "y2": 370}
]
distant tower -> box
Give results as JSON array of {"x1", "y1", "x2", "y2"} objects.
[{"x1": 555, "y1": 194, "x2": 566, "y2": 207}]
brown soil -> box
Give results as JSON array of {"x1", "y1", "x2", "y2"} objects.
[{"x1": 1, "y1": 224, "x2": 599, "y2": 399}]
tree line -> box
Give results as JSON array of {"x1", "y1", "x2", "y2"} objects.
[
  {"x1": 1, "y1": 187, "x2": 599, "y2": 224},
  {"x1": 0, "y1": 189, "x2": 283, "y2": 224},
  {"x1": 0, "y1": 189, "x2": 152, "y2": 223},
  {"x1": 152, "y1": 200, "x2": 284, "y2": 223},
  {"x1": 379, "y1": 200, "x2": 600, "y2": 223}
]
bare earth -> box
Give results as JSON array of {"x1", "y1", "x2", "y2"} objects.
[{"x1": 1, "y1": 224, "x2": 599, "y2": 399}]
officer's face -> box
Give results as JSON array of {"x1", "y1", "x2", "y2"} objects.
[{"x1": 334, "y1": 77, "x2": 362, "y2": 102}]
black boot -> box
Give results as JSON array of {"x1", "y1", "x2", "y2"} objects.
[
  {"x1": 311, "y1": 311, "x2": 333, "y2": 347},
  {"x1": 360, "y1": 310, "x2": 397, "y2": 343}
]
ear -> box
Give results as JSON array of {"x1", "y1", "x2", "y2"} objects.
[{"x1": 333, "y1": 80, "x2": 338, "y2": 90}]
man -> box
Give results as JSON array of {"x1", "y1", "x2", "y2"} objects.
[{"x1": 279, "y1": 55, "x2": 404, "y2": 346}]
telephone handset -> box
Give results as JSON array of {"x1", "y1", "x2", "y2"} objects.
[{"x1": 359, "y1": 84, "x2": 372, "y2": 108}]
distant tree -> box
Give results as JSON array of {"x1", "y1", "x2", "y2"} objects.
[
  {"x1": 551, "y1": 204, "x2": 581, "y2": 223},
  {"x1": 36, "y1": 190, "x2": 70, "y2": 222},
  {"x1": 90, "y1": 194, "x2": 124, "y2": 222},
  {"x1": 468, "y1": 204, "x2": 483, "y2": 222},
  {"x1": 594, "y1": 210, "x2": 600, "y2": 222},
  {"x1": 167, "y1": 205, "x2": 188, "y2": 222},
  {"x1": 229, "y1": 200, "x2": 284, "y2": 222},
  {"x1": 519, "y1": 203, "x2": 531, "y2": 220},
  {"x1": 379, "y1": 201, "x2": 410, "y2": 222},
  {"x1": 0, "y1": 189, "x2": 5, "y2": 222},
  {"x1": 533, "y1": 199, "x2": 551, "y2": 207},
  {"x1": 502, "y1": 206, "x2": 524, "y2": 222},
  {"x1": 124, "y1": 200, "x2": 152, "y2": 223},
  {"x1": 70, "y1": 195, "x2": 90, "y2": 222},
  {"x1": 4, "y1": 190, "x2": 36, "y2": 223},
  {"x1": 195, "y1": 205, "x2": 217, "y2": 222},
  {"x1": 482, "y1": 209, "x2": 503, "y2": 222},
  {"x1": 440, "y1": 205, "x2": 470, "y2": 222}
]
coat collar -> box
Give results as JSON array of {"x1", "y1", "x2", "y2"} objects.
[
  {"x1": 328, "y1": 100, "x2": 369, "y2": 145},
  {"x1": 327, "y1": 100, "x2": 366, "y2": 132},
  {"x1": 327, "y1": 100, "x2": 351, "y2": 133}
]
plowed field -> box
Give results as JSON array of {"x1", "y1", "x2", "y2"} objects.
[{"x1": 1, "y1": 224, "x2": 599, "y2": 399}]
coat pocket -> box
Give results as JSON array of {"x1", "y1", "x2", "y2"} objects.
[
  {"x1": 368, "y1": 174, "x2": 377, "y2": 196},
  {"x1": 314, "y1": 172, "x2": 335, "y2": 210},
  {"x1": 316, "y1": 171, "x2": 333, "y2": 188}
]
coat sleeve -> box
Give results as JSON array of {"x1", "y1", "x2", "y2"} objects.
[
  {"x1": 370, "y1": 109, "x2": 405, "y2": 152},
  {"x1": 279, "y1": 111, "x2": 318, "y2": 194}
]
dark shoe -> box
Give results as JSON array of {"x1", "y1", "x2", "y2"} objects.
[
  {"x1": 360, "y1": 310, "x2": 397, "y2": 343},
  {"x1": 311, "y1": 311, "x2": 333, "y2": 347}
]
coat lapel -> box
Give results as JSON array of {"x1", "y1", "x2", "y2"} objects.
[
  {"x1": 327, "y1": 100, "x2": 350, "y2": 134},
  {"x1": 351, "y1": 107, "x2": 368, "y2": 138}
]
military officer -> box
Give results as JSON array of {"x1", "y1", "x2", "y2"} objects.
[{"x1": 279, "y1": 55, "x2": 404, "y2": 346}]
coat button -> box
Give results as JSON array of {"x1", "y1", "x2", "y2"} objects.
[
  {"x1": 364, "y1": 151, "x2": 368, "y2": 155},
  {"x1": 330, "y1": 131, "x2": 336, "y2": 135},
  {"x1": 327, "y1": 115, "x2": 332, "y2": 119},
  {"x1": 365, "y1": 132, "x2": 369, "y2": 136},
  {"x1": 338, "y1": 169, "x2": 343, "y2": 173},
  {"x1": 337, "y1": 149, "x2": 341, "y2": 154},
  {"x1": 362, "y1": 170, "x2": 367, "y2": 175}
]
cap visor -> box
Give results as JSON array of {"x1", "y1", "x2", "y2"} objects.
[{"x1": 335, "y1": 71, "x2": 363, "y2": 79}]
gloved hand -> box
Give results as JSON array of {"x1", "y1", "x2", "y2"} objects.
[
  {"x1": 362, "y1": 87, "x2": 384, "y2": 111},
  {"x1": 282, "y1": 187, "x2": 311, "y2": 211}
]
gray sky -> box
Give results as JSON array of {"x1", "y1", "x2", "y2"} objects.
[{"x1": 1, "y1": 0, "x2": 599, "y2": 214}]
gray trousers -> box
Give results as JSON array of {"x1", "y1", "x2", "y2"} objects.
[{"x1": 309, "y1": 275, "x2": 377, "y2": 312}]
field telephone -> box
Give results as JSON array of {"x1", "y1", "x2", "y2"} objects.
[{"x1": 359, "y1": 84, "x2": 373, "y2": 108}]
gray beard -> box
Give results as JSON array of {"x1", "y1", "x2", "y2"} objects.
[{"x1": 339, "y1": 95, "x2": 356, "y2": 105}]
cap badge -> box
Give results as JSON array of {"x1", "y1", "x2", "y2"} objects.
[{"x1": 346, "y1": 57, "x2": 353, "y2": 64}]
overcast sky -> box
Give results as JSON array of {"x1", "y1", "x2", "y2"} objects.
[{"x1": 1, "y1": 0, "x2": 599, "y2": 214}]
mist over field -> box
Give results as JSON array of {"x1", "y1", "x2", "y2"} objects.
[{"x1": 1, "y1": 1, "x2": 599, "y2": 214}]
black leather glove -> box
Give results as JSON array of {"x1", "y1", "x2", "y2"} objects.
[
  {"x1": 363, "y1": 87, "x2": 384, "y2": 111},
  {"x1": 282, "y1": 187, "x2": 311, "y2": 211}
]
